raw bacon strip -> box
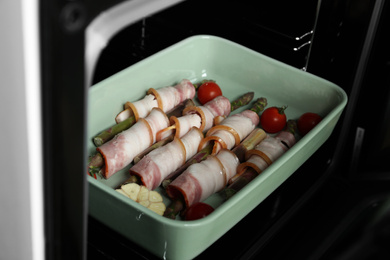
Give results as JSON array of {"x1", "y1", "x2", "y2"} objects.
[
  {"x1": 230, "y1": 130, "x2": 296, "y2": 184},
  {"x1": 275, "y1": 130, "x2": 296, "y2": 149},
  {"x1": 156, "y1": 95, "x2": 231, "y2": 141},
  {"x1": 147, "y1": 79, "x2": 195, "y2": 113},
  {"x1": 183, "y1": 95, "x2": 231, "y2": 131},
  {"x1": 166, "y1": 149, "x2": 239, "y2": 208},
  {"x1": 198, "y1": 109, "x2": 260, "y2": 155},
  {"x1": 156, "y1": 113, "x2": 202, "y2": 141},
  {"x1": 97, "y1": 108, "x2": 169, "y2": 179},
  {"x1": 204, "y1": 94, "x2": 232, "y2": 118},
  {"x1": 144, "y1": 107, "x2": 171, "y2": 144},
  {"x1": 125, "y1": 94, "x2": 158, "y2": 122},
  {"x1": 130, "y1": 127, "x2": 204, "y2": 190},
  {"x1": 116, "y1": 79, "x2": 196, "y2": 123}
]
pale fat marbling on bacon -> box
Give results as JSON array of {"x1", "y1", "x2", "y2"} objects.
[
  {"x1": 203, "y1": 95, "x2": 231, "y2": 118},
  {"x1": 144, "y1": 108, "x2": 171, "y2": 144},
  {"x1": 172, "y1": 113, "x2": 202, "y2": 138},
  {"x1": 156, "y1": 79, "x2": 196, "y2": 112},
  {"x1": 181, "y1": 105, "x2": 214, "y2": 133},
  {"x1": 180, "y1": 127, "x2": 204, "y2": 161}
]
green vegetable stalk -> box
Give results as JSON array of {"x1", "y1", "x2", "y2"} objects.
[
  {"x1": 285, "y1": 118, "x2": 298, "y2": 136},
  {"x1": 93, "y1": 117, "x2": 136, "y2": 147}
]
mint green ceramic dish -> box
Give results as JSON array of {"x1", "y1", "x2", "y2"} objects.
[{"x1": 87, "y1": 35, "x2": 347, "y2": 259}]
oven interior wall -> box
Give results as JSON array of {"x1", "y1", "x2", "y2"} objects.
[
  {"x1": 257, "y1": 0, "x2": 390, "y2": 258},
  {"x1": 92, "y1": 0, "x2": 318, "y2": 85}
]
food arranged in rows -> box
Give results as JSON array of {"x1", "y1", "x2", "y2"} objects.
[{"x1": 87, "y1": 79, "x2": 322, "y2": 219}]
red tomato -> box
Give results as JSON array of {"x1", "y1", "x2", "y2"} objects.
[
  {"x1": 297, "y1": 112, "x2": 322, "y2": 136},
  {"x1": 184, "y1": 202, "x2": 214, "y2": 221},
  {"x1": 260, "y1": 106, "x2": 287, "y2": 133},
  {"x1": 197, "y1": 81, "x2": 222, "y2": 105}
]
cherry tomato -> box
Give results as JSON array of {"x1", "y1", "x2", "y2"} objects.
[
  {"x1": 184, "y1": 202, "x2": 214, "y2": 221},
  {"x1": 297, "y1": 112, "x2": 322, "y2": 136},
  {"x1": 260, "y1": 106, "x2": 287, "y2": 133},
  {"x1": 197, "y1": 81, "x2": 222, "y2": 105}
]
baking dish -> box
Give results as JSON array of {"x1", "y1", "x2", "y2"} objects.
[{"x1": 87, "y1": 35, "x2": 347, "y2": 259}]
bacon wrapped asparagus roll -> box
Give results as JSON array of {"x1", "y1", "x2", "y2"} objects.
[
  {"x1": 156, "y1": 95, "x2": 231, "y2": 141},
  {"x1": 166, "y1": 149, "x2": 239, "y2": 208},
  {"x1": 115, "y1": 79, "x2": 196, "y2": 123},
  {"x1": 229, "y1": 126, "x2": 296, "y2": 184},
  {"x1": 128, "y1": 127, "x2": 204, "y2": 190},
  {"x1": 97, "y1": 108, "x2": 169, "y2": 179}
]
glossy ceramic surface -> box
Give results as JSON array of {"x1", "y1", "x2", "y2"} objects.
[{"x1": 87, "y1": 35, "x2": 347, "y2": 260}]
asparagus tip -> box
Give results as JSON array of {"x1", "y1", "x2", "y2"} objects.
[
  {"x1": 250, "y1": 97, "x2": 268, "y2": 114},
  {"x1": 93, "y1": 137, "x2": 104, "y2": 147},
  {"x1": 163, "y1": 199, "x2": 185, "y2": 219}
]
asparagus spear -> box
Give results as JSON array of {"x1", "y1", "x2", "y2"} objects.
[
  {"x1": 285, "y1": 119, "x2": 298, "y2": 136},
  {"x1": 93, "y1": 117, "x2": 136, "y2": 146},
  {"x1": 249, "y1": 97, "x2": 268, "y2": 114}
]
